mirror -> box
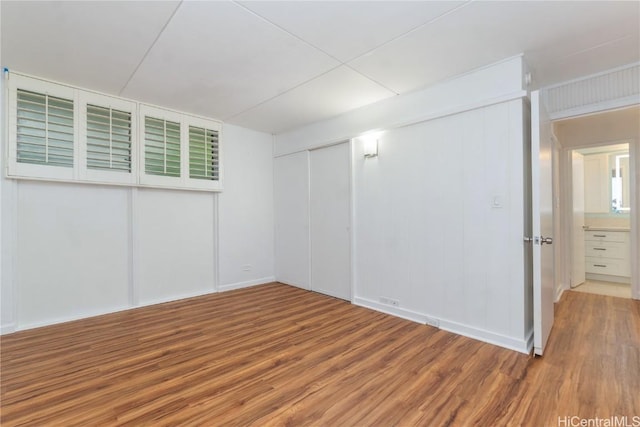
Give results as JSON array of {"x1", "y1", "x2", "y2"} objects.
[
  {"x1": 577, "y1": 143, "x2": 630, "y2": 217},
  {"x1": 611, "y1": 153, "x2": 630, "y2": 213}
]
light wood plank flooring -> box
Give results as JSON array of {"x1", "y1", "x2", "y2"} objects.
[{"x1": 1, "y1": 283, "x2": 638, "y2": 426}]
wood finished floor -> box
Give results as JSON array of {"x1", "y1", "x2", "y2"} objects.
[{"x1": 1, "y1": 283, "x2": 638, "y2": 426}]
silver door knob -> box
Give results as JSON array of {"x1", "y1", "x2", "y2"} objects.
[{"x1": 540, "y1": 236, "x2": 553, "y2": 245}]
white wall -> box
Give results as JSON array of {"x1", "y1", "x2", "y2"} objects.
[
  {"x1": 352, "y1": 100, "x2": 528, "y2": 351},
  {"x1": 218, "y1": 124, "x2": 275, "y2": 291},
  {"x1": 1, "y1": 120, "x2": 275, "y2": 332},
  {"x1": 273, "y1": 57, "x2": 531, "y2": 352},
  {"x1": 275, "y1": 55, "x2": 526, "y2": 156}
]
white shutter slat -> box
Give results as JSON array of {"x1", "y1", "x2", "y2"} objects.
[
  {"x1": 144, "y1": 116, "x2": 181, "y2": 177},
  {"x1": 16, "y1": 89, "x2": 73, "y2": 167},
  {"x1": 189, "y1": 125, "x2": 219, "y2": 181},
  {"x1": 86, "y1": 104, "x2": 132, "y2": 173}
]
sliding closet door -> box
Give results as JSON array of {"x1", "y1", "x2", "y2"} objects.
[{"x1": 310, "y1": 142, "x2": 351, "y2": 300}]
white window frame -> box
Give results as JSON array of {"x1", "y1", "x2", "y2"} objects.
[
  {"x1": 185, "y1": 115, "x2": 223, "y2": 191},
  {"x1": 7, "y1": 74, "x2": 78, "y2": 181},
  {"x1": 138, "y1": 104, "x2": 185, "y2": 189},
  {"x1": 5, "y1": 71, "x2": 224, "y2": 192},
  {"x1": 139, "y1": 104, "x2": 223, "y2": 191},
  {"x1": 79, "y1": 91, "x2": 137, "y2": 185}
]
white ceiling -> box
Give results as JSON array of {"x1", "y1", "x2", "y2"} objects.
[{"x1": 2, "y1": 1, "x2": 639, "y2": 134}]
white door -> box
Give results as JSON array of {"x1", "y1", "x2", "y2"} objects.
[
  {"x1": 310, "y1": 142, "x2": 351, "y2": 300},
  {"x1": 531, "y1": 90, "x2": 555, "y2": 356},
  {"x1": 571, "y1": 151, "x2": 586, "y2": 288}
]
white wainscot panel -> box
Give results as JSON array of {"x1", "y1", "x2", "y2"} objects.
[
  {"x1": 136, "y1": 188, "x2": 215, "y2": 305},
  {"x1": 17, "y1": 181, "x2": 130, "y2": 328}
]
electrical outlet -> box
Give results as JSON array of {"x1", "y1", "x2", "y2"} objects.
[{"x1": 242, "y1": 264, "x2": 251, "y2": 271}]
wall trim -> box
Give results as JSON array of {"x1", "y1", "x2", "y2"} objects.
[
  {"x1": 138, "y1": 289, "x2": 218, "y2": 308},
  {"x1": 355, "y1": 296, "x2": 530, "y2": 353},
  {"x1": 14, "y1": 304, "x2": 131, "y2": 333},
  {"x1": 353, "y1": 297, "x2": 433, "y2": 324},
  {"x1": 274, "y1": 279, "x2": 310, "y2": 291},
  {"x1": 438, "y1": 318, "x2": 531, "y2": 354},
  {"x1": 525, "y1": 328, "x2": 534, "y2": 354},
  {"x1": 274, "y1": 90, "x2": 527, "y2": 158},
  {"x1": 1, "y1": 323, "x2": 16, "y2": 335},
  {"x1": 549, "y1": 96, "x2": 639, "y2": 121},
  {"x1": 218, "y1": 276, "x2": 276, "y2": 292}
]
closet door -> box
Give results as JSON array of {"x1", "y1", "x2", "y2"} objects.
[{"x1": 310, "y1": 142, "x2": 351, "y2": 300}]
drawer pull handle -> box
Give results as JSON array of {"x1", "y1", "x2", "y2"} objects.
[
  {"x1": 593, "y1": 234, "x2": 607, "y2": 237},
  {"x1": 594, "y1": 264, "x2": 607, "y2": 268},
  {"x1": 593, "y1": 248, "x2": 606, "y2": 251}
]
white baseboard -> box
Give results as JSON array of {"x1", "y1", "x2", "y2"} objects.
[
  {"x1": 585, "y1": 273, "x2": 631, "y2": 284},
  {"x1": 438, "y1": 318, "x2": 531, "y2": 354},
  {"x1": 218, "y1": 276, "x2": 275, "y2": 292},
  {"x1": 353, "y1": 297, "x2": 437, "y2": 326},
  {"x1": 15, "y1": 305, "x2": 131, "y2": 332},
  {"x1": 13, "y1": 289, "x2": 219, "y2": 333},
  {"x1": 525, "y1": 328, "x2": 534, "y2": 354},
  {"x1": 1, "y1": 323, "x2": 16, "y2": 335},
  {"x1": 555, "y1": 286, "x2": 565, "y2": 303},
  {"x1": 354, "y1": 297, "x2": 530, "y2": 354},
  {"x1": 137, "y1": 288, "x2": 217, "y2": 308},
  {"x1": 275, "y1": 279, "x2": 310, "y2": 291}
]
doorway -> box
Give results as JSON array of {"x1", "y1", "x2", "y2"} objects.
[{"x1": 554, "y1": 106, "x2": 638, "y2": 300}]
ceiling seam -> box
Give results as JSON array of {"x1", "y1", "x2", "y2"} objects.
[
  {"x1": 117, "y1": 1, "x2": 183, "y2": 96},
  {"x1": 231, "y1": 1, "x2": 400, "y2": 95},
  {"x1": 221, "y1": 63, "x2": 346, "y2": 121},
  {"x1": 344, "y1": 0, "x2": 474, "y2": 67}
]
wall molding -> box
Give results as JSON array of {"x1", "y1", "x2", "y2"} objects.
[
  {"x1": 218, "y1": 277, "x2": 276, "y2": 292},
  {"x1": 1, "y1": 323, "x2": 16, "y2": 335},
  {"x1": 353, "y1": 297, "x2": 437, "y2": 325},
  {"x1": 544, "y1": 62, "x2": 640, "y2": 120},
  {"x1": 355, "y1": 296, "x2": 530, "y2": 354},
  {"x1": 438, "y1": 318, "x2": 531, "y2": 354},
  {"x1": 14, "y1": 304, "x2": 131, "y2": 333},
  {"x1": 137, "y1": 289, "x2": 218, "y2": 309}
]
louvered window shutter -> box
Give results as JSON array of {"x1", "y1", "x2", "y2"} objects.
[
  {"x1": 189, "y1": 126, "x2": 219, "y2": 180},
  {"x1": 144, "y1": 116, "x2": 181, "y2": 177},
  {"x1": 16, "y1": 89, "x2": 74, "y2": 167},
  {"x1": 86, "y1": 105, "x2": 132, "y2": 172}
]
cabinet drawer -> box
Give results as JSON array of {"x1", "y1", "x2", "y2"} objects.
[
  {"x1": 585, "y1": 257, "x2": 630, "y2": 276},
  {"x1": 585, "y1": 242, "x2": 627, "y2": 259},
  {"x1": 585, "y1": 231, "x2": 629, "y2": 243}
]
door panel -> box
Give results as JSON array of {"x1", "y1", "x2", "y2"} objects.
[
  {"x1": 310, "y1": 142, "x2": 351, "y2": 300},
  {"x1": 531, "y1": 90, "x2": 555, "y2": 356}
]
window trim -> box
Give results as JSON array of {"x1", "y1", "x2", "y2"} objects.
[
  {"x1": 79, "y1": 91, "x2": 137, "y2": 185},
  {"x1": 7, "y1": 74, "x2": 78, "y2": 181},
  {"x1": 185, "y1": 115, "x2": 222, "y2": 190},
  {"x1": 5, "y1": 71, "x2": 224, "y2": 192}
]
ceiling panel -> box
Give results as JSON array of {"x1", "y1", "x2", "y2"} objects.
[
  {"x1": 120, "y1": 1, "x2": 340, "y2": 120},
  {"x1": 239, "y1": 1, "x2": 465, "y2": 63},
  {"x1": 228, "y1": 66, "x2": 396, "y2": 134},
  {"x1": 0, "y1": 1, "x2": 180, "y2": 94},
  {"x1": 349, "y1": 1, "x2": 640, "y2": 94}
]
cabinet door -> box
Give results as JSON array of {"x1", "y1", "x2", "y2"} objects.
[{"x1": 584, "y1": 154, "x2": 609, "y2": 213}]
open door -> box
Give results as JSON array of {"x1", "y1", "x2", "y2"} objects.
[
  {"x1": 531, "y1": 90, "x2": 555, "y2": 356},
  {"x1": 571, "y1": 151, "x2": 586, "y2": 288}
]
